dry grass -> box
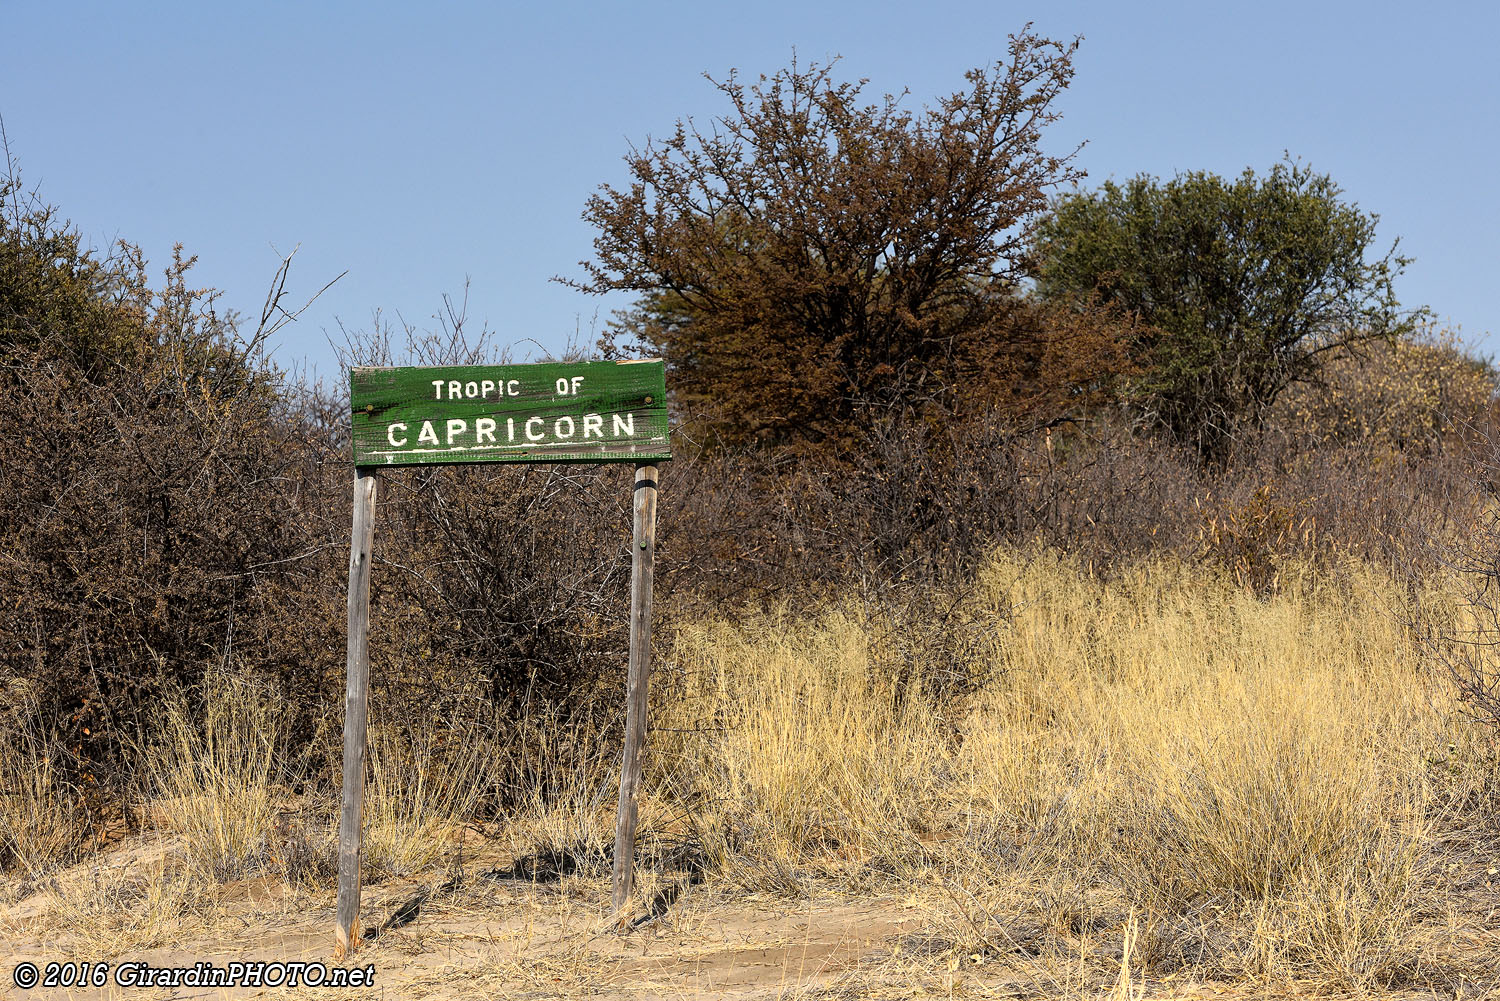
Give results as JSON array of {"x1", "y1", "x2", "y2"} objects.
[
  {"x1": 654, "y1": 551, "x2": 1496, "y2": 990},
  {"x1": 148, "y1": 669, "x2": 286, "y2": 881},
  {"x1": 0, "y1": 708, "x2": 87, "y2": 881},
  {"x1": 362, "y1": 708, "x2": 492, "y2": 878},
  {"x1": 36, "y1": 850, "x2": 216, "y2": 957},
  {"x1": 662, "y1": 605, "x2": 950, "y2": 888}
]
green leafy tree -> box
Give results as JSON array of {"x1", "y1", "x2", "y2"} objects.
[
  {"x1": 1032, "y1": 161, "x2": 1420, "y2": 461},
  {"x1": 565, "y1": 29, "x2": 1114, "y2": 447}
]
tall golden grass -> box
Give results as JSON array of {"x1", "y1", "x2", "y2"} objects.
[
  {"x1": 653, "y1": 551, "x2": 1485, "y2": 985},
  {"x1": 362, "y1": 709, "x2": 490, "y2": 877},
  {"x1": 149, "y1": 671, "x2": 285, "y2": 880}
]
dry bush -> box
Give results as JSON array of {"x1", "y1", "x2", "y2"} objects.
[
  {"x1": 0, "y1": 304, "x2": 345, "y2": 819},
  {"x1": 0, "y1": 172, "x2": 355, "y2": 833},
  {"x1": 1244, "y1": 435, "x2": 1477, "y2": 572},
  {"x1": 1275, "y1": 324, "x2": 1494, "y2": 452},
  {"x1": 719, "y1": 375, "x2": 1485, "y2": 604},
  {"x1": 661, "y1": 414, "x2": 1205, "y2": 606},
  {"x1": 1417, "y1": 434, "x2": 1500, "y2": 741},
  {"x1": 1194, "y1": 485, "x2": 1318, "y2": 592},
  {"x1": 366, "y1": 462, "x2": 632, "y2": 716}
]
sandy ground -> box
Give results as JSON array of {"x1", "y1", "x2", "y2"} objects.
[
  {"x1": 2, "y1": 834, "x2": 1495, "y2": 1001},
  {"x1": 6, "y1": 870, "x2": 937, "y2": 1001}
]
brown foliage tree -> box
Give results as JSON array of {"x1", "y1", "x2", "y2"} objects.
[{"x1": 566, "y1": 29, "x2": 1117, "y2": 446}]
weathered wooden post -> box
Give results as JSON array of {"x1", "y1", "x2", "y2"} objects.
[
  {"x1": 612, "y1": 462, "x2": 658, "y2": 916},
  {"x1": 337, "y1": 359, "x2": 669, "y2": 950},
  {"x1": 336, "y1": 466, "x2": 377, "y2": 956}
]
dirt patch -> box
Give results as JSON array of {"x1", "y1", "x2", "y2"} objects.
[{"x1": 3, "y1": 833, "x2": 1495, "y2": 1000}]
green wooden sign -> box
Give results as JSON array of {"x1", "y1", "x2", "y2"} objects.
[
  {"x1": 336, "y1": 358, "x2": 669, "y2": 949},
  {"x1": 350, "y1": 359, "x2": 669, "y2": 467}
]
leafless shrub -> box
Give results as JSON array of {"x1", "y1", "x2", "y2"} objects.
[
  {"x1": 0, "y1": 172, "x2": 347, "y2": 822},
  {"x1": 1416, "y1": 423, "x2": 1500, "y2": 738},
  {"x1": 0, "y1": 320, "x2": 343, "y2": 823}
]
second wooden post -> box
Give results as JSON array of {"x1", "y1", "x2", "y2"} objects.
[
  {"x1": 612, "y1": 462, "x2": 659, "y2": 918},
  {"x1": 335, "y1": 467, "x2": 377, "y2": 955}
]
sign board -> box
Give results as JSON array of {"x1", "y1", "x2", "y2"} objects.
[
  {"x1": 335, "y1": 356, "x2": 668, "y2": 954},
  {"x1": 350, "y1": 359, "x2": 670, "y2": 466}
]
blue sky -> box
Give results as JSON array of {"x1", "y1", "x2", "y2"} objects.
[{"x1": 4, "y1": 1, "x2": 1496, "y2": 381}]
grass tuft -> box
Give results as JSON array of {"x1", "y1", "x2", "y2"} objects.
[{"x1": 147, "y1": 670, "x2": 283, "y2": 881}]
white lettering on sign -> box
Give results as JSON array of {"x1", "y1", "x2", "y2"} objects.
[
  {"x1": 381, "y1": 412, "x2": 646, "y2": 453},
  {"x1": 428, "y1": 377, "x2": 528, "y2": 400}
]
